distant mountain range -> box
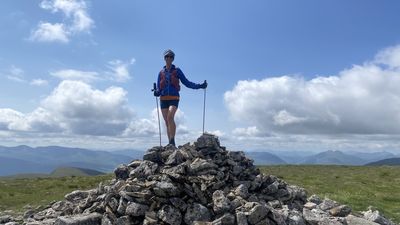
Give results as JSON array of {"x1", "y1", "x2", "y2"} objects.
[
  {"x1": 365, "y1": 158, "x2": 400, "y2": 166},
  {"x1": 246, "y1": 149, "x2": 397, "y2": 166},
  {"x1": 245, "y1": 152, "x2": 287, "y2": 165},
  {"x1": 1, "y1": 166, "x2": 105, "y2": 179},
  {"x1": 1, "y1": 145, "x2": 398, "y2": 176},
  {"x1": 0, "y1": 145, "x2": 144, "y2": 176}
]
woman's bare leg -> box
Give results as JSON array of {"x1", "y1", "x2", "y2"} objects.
[{"x1": 167, "y1": 106, "x2": 178, "y2": 145}]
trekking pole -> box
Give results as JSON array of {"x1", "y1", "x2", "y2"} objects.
[
  {"x1": 152, "y1": 83, "x2": 162, "y2": 147},
  {"x1": 202, "y1": 80, "x2": 207, "y2": 134}
]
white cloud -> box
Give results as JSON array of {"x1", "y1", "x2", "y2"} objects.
[
  {"x1": 273, "y1": 110, "x2": 307, "y2": 126},
  {"x1": 31, "y1": 0, "x2": 94, "y2": 43},
  {"x1": 0, "y1": 80, "x2": 134, "y2": 136},
  {"x1": 6, "y1": 65, "x2": 26, "y2": 82},
  {"x1": 225, "y1": 44, "x2": 400, "y2": 137},
  {"x1": 232, "y1": 126, "x2": 263, "y2": 137},
  {"x1": 107, "y1": 59, "x2": 135, "y2": 82},
  {"x1": 208, "y1": 130, "x2": 225, "y2": 137},
  {"x1": 51, "y1": 69, "x2": 99, "y2": 82},
  {"x1": 30, "y1": 22, "x2": 69, "y2": 43},
  {"x1": 0, "y1": 108, "x2": 29, "y2": 131},
  {"x1": 30, "y1": 79, "x2": 49, "y2": 86},
  {"x1": 374, "y1": 45, "x2": 400, "y2": 69},
  {"x1": 40, "y1": 80, "x2": 133, "y2": 135}
]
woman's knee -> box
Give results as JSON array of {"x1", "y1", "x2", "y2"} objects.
[{"x1": 167, "y1": 114, "x2": 175, "y2": 124}]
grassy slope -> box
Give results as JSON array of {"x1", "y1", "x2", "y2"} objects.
[
  {"x1": 0, "y1": 174, "x2": 113, "y2": 214},
  {"x1": 50, "y1": 167, "x2": 104, "y2": 177},
  {"x1": 260, "y1": 165, "x2": 400, "y2": 223}
]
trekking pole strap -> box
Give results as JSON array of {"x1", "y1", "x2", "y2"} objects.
[{"x1": 152, "y1": 83, "x2": 162, "y2": 147}]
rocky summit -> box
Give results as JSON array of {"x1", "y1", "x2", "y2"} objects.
[{"x1": 1, "y1": 134, "x2": 397, "y2": 225}]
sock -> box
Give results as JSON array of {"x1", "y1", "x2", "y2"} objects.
[{"x1": 169, "y1": 137, "x2": 175, "y2": 146}]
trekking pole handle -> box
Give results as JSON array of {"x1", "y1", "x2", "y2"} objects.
[{"x1": 152, "y1": 83, "x2": 157, "y2": 92}]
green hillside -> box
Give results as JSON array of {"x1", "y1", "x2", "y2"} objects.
[
  {"x1": 260, "y1": 165, "x2": 400, "y2": 223},
  {"x1": 0, "y1": 174, "x2": 113, "y2": 215},
  {"x1": 50, "y1": 167, "x2": 104, "y2": 177}
]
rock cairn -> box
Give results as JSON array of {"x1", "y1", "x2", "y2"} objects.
[{"x1": 2, "y1": 134, "x2": 397, "y2": 225}]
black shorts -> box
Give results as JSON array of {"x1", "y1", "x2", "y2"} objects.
[{"x1": 160, "y1": 100, "x2": 179, "y2": 109}]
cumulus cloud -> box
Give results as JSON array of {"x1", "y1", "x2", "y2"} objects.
[
  {"x1": 225, "y1": 44, "x2": 400, "y2": 137},
  {"x1": 50, "y1": 69, "x2": 99, "y2": 82},
  {"x1": 41, "y1": 80, "x2": 133, "y2": 135},
  {"x1": 0, "y1": 108, "x2": 29, "y2": 131},
  {"x1": 30, "y1": 0, "x2": 94, "y2": 43},
  {"x1": 30, "y1": 22, "x2": 69, "y2": 43},
  {"x1": 107, "y1": 59, "x2": 135, "y2": 82},
  {"x1": 0, "y1": 80, "x2": 134, "y2": 136}
]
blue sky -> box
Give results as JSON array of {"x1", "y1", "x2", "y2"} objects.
[{"x1": 1, "y1": 0, "x2": 400, "y2": 152}]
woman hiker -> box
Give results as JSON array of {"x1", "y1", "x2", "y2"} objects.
[{"x1": 154, "y1": 49, "x2": 207, "y2": 146}]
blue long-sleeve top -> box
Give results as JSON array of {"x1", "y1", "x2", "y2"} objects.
[{"x1": 157, "y1": 64, "x2": 201, "y2": 100}]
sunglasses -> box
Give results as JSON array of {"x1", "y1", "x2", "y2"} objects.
[{"x1": 164, "y1": 55, "x2": 174, "y2": 59}]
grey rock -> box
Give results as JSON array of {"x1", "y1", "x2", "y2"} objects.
[
  {"x1": 166, "y1": 150, "x2": 185, "y2": 166},
  {"x1": 4, "y1": 222, "x2": 20, "y2": 225},
  {"x1": 269, "y1": 208, "x2": 288, "y2": 225},
  {"x1": 158, "y1": 205, "x2": 182, "y2": 225},
  {"x1": 213, "y1": 190, "x2": 231, "y2": 214},
  {"x1": 184, "y1": 203, "x2": 211, "y2": 225},
  {"x1": 54, "y1": 213, "x2": 102, "y2": 225},
  {"x1": 24, "y1": 209, "x2": 36, "y2": 219},
  {"x1": 307, "y1": 195, "x2": 322, "y2": 205},
  {"x1": 235, "y1": 184, "x2": 249, "y2": 199},
  {"x1": 153, "y1": 181, "x2": 181, "y2": 197},
  {"x1": 236, "y1": 211, "x2": 248, "y2": 225},
  {"x1": 245, "y1": 202, "x2": 269, "y2": 225},
  {"x1": 329, "y1": 205, "x2": 352, "y2": 217},
  {"x1": 318, "y1": 198, "x2": 340, "y2": 211},
  {"x1": 143, "y1": 147, "x2": 162, "y2": 163},
  {"x1": 190, "y1": 158, "x2": 218, "y2": 173},
  {"x1": 195, "y1": 133, "x2": 220, "y2": 150},
  {"x1": 287, "y1": 209, "x2": 306, "y2": 225},
  {"x1": 115, "y1": 215, "x2": 134, "y2": 225},
  {"x1": 129, "y1": 160, "x2": 158, "y2": 178},
  {"x1": 65, "y1": 190, "x2": 90, "y2": 202},
  {"x1": 114, "y1": 164, "x2": 130, "y2": 180},
  {"x1": 52, "y1": 201, "x2": 74, "y2": 214},
  {"x1": 0, "y1": 215, "x2": 12, "y2": 223},
  {"x1": 346, "y1": 214, "x2": 380, "y2": 225},
  {"x1": 211, "y1": 213, "x2": 236, "y2": 225},
  {"x1": 193, "y1": 183, "x2": 208, "y2": 205},
  {"x1": 363, "y1": 208, "x2": 396, "y2": 225},
  {"x1": 169, "y1": 197, "x2": 188, "y2": 212},
  {"x1": 303, "y1": 208, "x2": 329, "y2": 225},
  {"x1": 125, "y1": 202, "x2": 149, "y2": 217},
  {"x1": 264, "y1": 181, "x2": 279, "y2": 195},
  {"x1": 116, "y1": 198, "x2": 127, "y2": 215},
  {"x1": 303, "y1": 202, "x2": 317, "y2": 210}
]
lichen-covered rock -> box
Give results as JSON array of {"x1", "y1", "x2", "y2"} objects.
[
  {"x1": 213, "y1": 190, "x2": 231, "y2": 214},
  {"x1": 363, "y1": 207, "x2": 396, "y2": 225},
  {"x1": 158, "y1": 205, "x2": 182, "y2": 225},
  {"x1": 54, "y1": 212, "x2": 102, "y2": 225},
  {"x1": 184, "y1": 203, "x2": 211, "y2": 224},
  {"x1": 125, "y1": 202, "x2": 148, "y2": 217},
  {"x1": 329, "y1": 205, "x2": 352, "y2": 217}
]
